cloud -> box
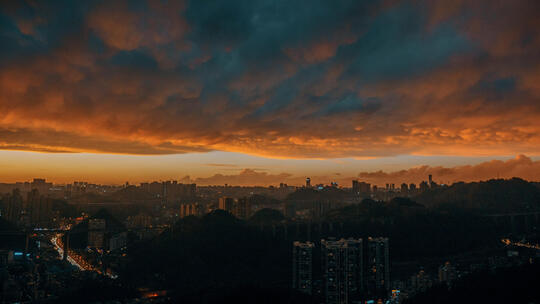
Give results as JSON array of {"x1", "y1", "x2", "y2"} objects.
[
  {"x1": 205, "y1": 163, "x2": 239, "y2": 167},
  {"x1": 0, "y1": 0, "x2": 539, "y2": 158},
  {"x1": 357, "y1": 155, "x2": 540, "y2": 185},
  {"x1": 193, "y1": 169, "x2": 292, "y2": 186},
  {"x1": 190, "y1": 155, "x2": 540, "y2": 186}
]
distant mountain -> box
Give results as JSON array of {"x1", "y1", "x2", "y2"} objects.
[{"x1": 414, "y1": 178, "x2": 540, "y2": 213}]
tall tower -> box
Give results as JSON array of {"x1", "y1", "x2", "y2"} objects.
[
  {"x1": 306, "y1": 177, "x2": 311, "y2": 188},
  {"x1": 322, "y1": 238, "x2": 363, "y2": 304},
  {"x1": 234, "y1": 197, "x2": 251, "y2": 219},
  {"x1": 218, "y1": 197, "x2": 235, "y2": 213},
  {"x1": 292, "y1": 241, "x2": 314, "y2": 295},
  {"x1": 366, "y1": 237, "x2": 390, "y2": 294}
]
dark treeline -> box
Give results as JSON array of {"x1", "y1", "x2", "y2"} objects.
[
  {"x1": 121, "y1": 210, "x2": 317, "y2": 303},
  {"x1": 414, "y1": 178, "x2": 540, "y2": 212}
]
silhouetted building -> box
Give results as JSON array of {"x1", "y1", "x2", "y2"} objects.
[
  {"x1": 108, "y1": 232, "x2": 127, "y2": 251},
  {"x1": 234, "y1": 198, "x2": 251, "y2": 219},
  {"x1": 218, "y1": 197, "x2": 235, "y2": 213},
  {"x1": 88, "y1": 219, "x2": 106, "y2": 248},
  {"x1": 30, "y1": 178, "x2": 52, "y2": 195},
  {"x1": 411, "y1": 269, "x2": 432, "y2": 293},
  {"x1": 322, "y1": 238, "x2": 363, "y2": 304},
  {"x1": 409, "y1": 183, "x2": 417, "y2": 193},
  {"x1": 140, "y1": 181, "x2": 196, "y2": 202},
  {"x1": 292, "y1": 241, "x2": 314, "y2": 295},
  {"x1": 366, "y1": 237, "x2": 390, "y2": 293},
  {"x1": 1, "y1": 189, "x2": 23, "y2": 223},
  {"x1": 306, "y1": 177, "x2": 312, "y2": 188},
  {"x1": 26, "y1": 189, "x2": 52, "y2": 226},
  {"x1": 438, "y1": 261, "x2": 456, "y2": 286},
  {"x1": 419, "y1": 181, "x2": 429, "y2": 192},
  {"x1": 352, "y1": 180, "x2": 371, "y2": 197},
  {"x1": 400, "y1": 183, "x2": 408, "y2": 194},
  {"x1": 180, "y1": 203, "x2": 205, "y2": 218}
]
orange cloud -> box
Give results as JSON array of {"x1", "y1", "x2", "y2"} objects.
[
  {"x1": 0, "y1": 0, "x2": 539, "y2": 159},
  {"x1": 357, "y1": 155, "x2": 540, "y2": 186}
]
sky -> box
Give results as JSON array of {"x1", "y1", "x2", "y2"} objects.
[{"x1": 0, "y1": 0, "x2": 539, "y2": 185}]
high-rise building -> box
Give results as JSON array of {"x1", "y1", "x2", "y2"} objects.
[
  {"x1": 322, "y1": 238, "x2": 363, "y2": 304},
  {"x1": 30, "y1": 178, "x2": 52, "y2": 195},
  {"x1": 400, "y1": 183, "x2": 408, "y2": 194},
  {"x1": 1, "y1": 189, "x2": 23, "y2": 223},
  {"x1": 411, "y1": 269, "x2": 432, "y2": 293},
  {"x1": 26, "y1": 189, "x2": 52, "y2": 226},
  {"x1": 366, "y1": 237, "x2": 390, "y2": 293},
  {"x1": 218, "y1": 197, "x2": 235, "y2": 213},
  {"x1": 352, "y1": 180, "x2": 371, "y2": 197},
  {"x1": 234, "y1": 197, "x2": 251, "y2": 219},
  {"x1": 88, "y1": 218, "x2": 106, "y2": 248},
  {"x1": 438, "y1": 261, "x2": 456, "y2": 286},
  {"x1": 180, "y1": 203, "x2": 205, "y2": 218},
  {"x1": 292, "y1": 241, "x2": 314, "y2": 295},
  {"x1": 419, "y1": 181, "x2": 429, "y2": 192},
  {"x1": 306, "y1": 177, "x2": 311, "y2": 188}
]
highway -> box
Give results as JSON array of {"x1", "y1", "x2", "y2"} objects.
[
  {"x1": 51, "y1": 234, "x2": 100, "y2": 272},
  {"x1": 501, "y1": 238, "x2": 540, "y2": 250},
  {"x1": 51, "y1": 234, "x2": 118, "y2": 278}
]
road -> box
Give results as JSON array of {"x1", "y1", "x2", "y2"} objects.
[
  {"x1": 51, "y1": 234, "x2": 118, "y2": 278},
  {"x1": 501, "y1": 238, "x2": 540, "y2": 250},
  {"x1": 51, "y1": 234, "x2": 99, "y2": 272}
]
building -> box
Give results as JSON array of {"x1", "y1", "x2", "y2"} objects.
[
  {"x1": 140, "y1": 181, "x2": 196, "y2": 202},
  {"x1": 88, "y1": 218, "x2": 106, "y2": 248},
  {"x1": 109, "y1": 232, "x2": 127, "y2": 251},
  {"x1": 410, "y1": 269, "x2": 432, "y2": 293},
  {"x1": 400, "y1": 183, "x2": 408, "y2": 195},
  {"x1": 438, "y1": 262, "x2": 456, "y2": 286},
  {"x1": 306, "y1": 177, "x2": 311, "y2": 188},
  {"x1": 419, "y1": 181, "x2": 429, "y2": 192},
  {"x1": 292, "y1": 241, "x2": 314, "y2": 295},
  {"x1": 322, "y1": 238, "x2": 363, "y2": 304},
  {"x1": 352, "y1": 180, "x2": 371, "y2": 197},
  {"x1": 30, "y1": 178, "x2": 52, "y2": 195},
  {"x1": 218, "y1": 197, "x2": 235, "y2": 213},
  {"x1": 26, "y1": 189, "x2": 52, "y2": 226},
  {"x1": 366, "y1": 237, "x2": 390, "y2": 293},
  {"x1": 0, "y1": 189, "x2": 23, "y2": 223},
  {"x1": 234, "y1": 197, "x2": 251, "y2": 219},
  {"x1": 180, "y1": 203, "x2": 205, "y2": 218}
]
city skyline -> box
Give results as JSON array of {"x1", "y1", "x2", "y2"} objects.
[
  {"x1": 0, "y1": 151, "x2": 539, "y2": 186},
  {"x1": 1, "y1": 1, "x2": 540, "y2": 303}
]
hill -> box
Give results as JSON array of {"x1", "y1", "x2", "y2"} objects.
[
  {"x1": 414, "y1": 178, "x2": 540, "y2": 213},
  {"x1": 121, "y1": 210, "x2": 314, "y2": 303}
]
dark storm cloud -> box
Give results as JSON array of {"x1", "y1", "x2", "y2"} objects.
[{"x1": 0, "y1": 0, "x2": 539, "y2": 158}]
